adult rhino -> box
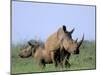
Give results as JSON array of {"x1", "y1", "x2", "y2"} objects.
[{"x1": 45, "y1": 25, "x2": 84, "y2": 67}]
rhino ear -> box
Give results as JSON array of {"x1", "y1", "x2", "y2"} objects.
[
  {"x1": 69, "y1": 28, "x2": 75, "y2": 34},
  {"x1": 28, "y1": 41, "x2": 33, "y2": 46},
  {"x1": 62, "y1": 25, "x2": 66, "y2": 32}
]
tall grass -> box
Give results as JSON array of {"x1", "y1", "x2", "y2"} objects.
[{"x1": 11, "y1": 40, "x2": 96, "y2": 74}]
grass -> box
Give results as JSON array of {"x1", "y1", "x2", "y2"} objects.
[{"x1": 11, "y1": 40, "x2": 96, "y2": 74}]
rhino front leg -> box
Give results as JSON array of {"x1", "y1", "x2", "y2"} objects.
[
  {"x1": 63, "y1": 56, "x2": 70, "y2": 68},
  {"x1": 63, "y1": 53, "x2": 71, "y2": 68},
  {"x1": 51, "y1": 51, "x2": 59, "y2": 67}
]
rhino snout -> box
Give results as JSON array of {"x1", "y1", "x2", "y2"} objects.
[{"x1": 74, "y1": 49, "x2": 79, "y2": 54}]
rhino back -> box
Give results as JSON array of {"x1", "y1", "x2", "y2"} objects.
[
  {"x1": 45, "y1": 31, "x2": 60, "y2": 51},
  {"x1": 45, "y1": 27, "x2": 66, "y2": 51}
]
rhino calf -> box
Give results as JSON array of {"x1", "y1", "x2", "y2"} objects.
[
  {"x1": 28, "y1": 40, "x2": 64, "y2": 68},
  {"x1": 19, "y1": 40, "x2": 61, "y2": 69}
]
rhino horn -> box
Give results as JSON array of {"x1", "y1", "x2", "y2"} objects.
[
  {"x1": 78, "y1": 34, "x2": 84, "y2": 48},
  {"x1": 69, "y1": 28, "x2": 75, "y2": 34}
]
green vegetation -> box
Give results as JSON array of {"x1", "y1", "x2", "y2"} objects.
[{"x1": 11, "y1": 40, "x2": 96, "y2": 74}]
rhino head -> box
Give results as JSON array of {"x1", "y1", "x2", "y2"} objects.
[
  {"x1": 63, "y1": 34, "x2": 84, "y2": 54},
  {"x1": 57, "y1": 25, "x2": 84, "y2": 54},
  {"x1": 19, "y1": 40, "x2": 39, "y2": 58},
  {"x1": 57, "y1": 25, "x2": 74, "y2": 41},
  {"x1": 19, "y1": 45, "x2": 32, "y2": 58},
  {"x1": 28, "y1": 40, "x2": 40, "y2": 55},
  {"x1": 19, "y1": 39, "x2": 44, "y2": 58}
]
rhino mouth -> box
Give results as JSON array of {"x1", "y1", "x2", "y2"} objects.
[
  {"x1": 74, "y1": 34, "x2": 84, "y2": 54},
  {"x1": 74, "y1": 49, "x2": 79, "y2": 54},
  {"x1": 19, "y1": 53, "x2": 32, "y2": 58}
]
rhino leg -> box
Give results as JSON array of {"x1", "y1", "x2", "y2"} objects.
[
  {"x1": 55, "y1": 49, "x2": 61, "y2": 67},
  {"x1": 60, "y1": 49, "x2": 71, "y2": 68},
  {"x1": 59, "y1": 51, "x2": 64, "y2": 68},
  {"x1": 64, "y1": 56, "x2": 71, "y2": 68},
  {"x1": 51, "y1": 49, "x2": 60, "y2": 68},
  {"x1": 63, "y1": 53, "x2": 71, "y2": 68},
  {"x1": 51, "y1": 51, "x2": 57, "y2": 67},
  {"x1": 54, "y1": 51, "x2": 60, "y2": 67},
  {"x1": 37, "y1": 59, "x2": 46, "y2": 69}
]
